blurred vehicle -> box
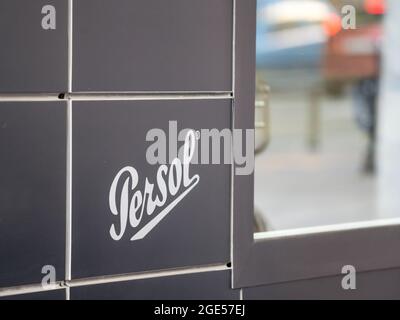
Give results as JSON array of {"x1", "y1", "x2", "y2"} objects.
[
  {"x1": 323, "y1": 5, "x2": 382, "y2": 93},
  {"x1": 256, "y1": 0, "x2": 383, "y2": 92},
  {"x1": 256, "y1": 0, "x2": 384, "y2": 171},
  {"x1": 256, "y1": 0, "x2": 341, "y2": 91}
]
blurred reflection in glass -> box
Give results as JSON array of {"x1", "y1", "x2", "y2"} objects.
[{"x1": 254, "y1": 0, "x2": 386, "y2": 232}]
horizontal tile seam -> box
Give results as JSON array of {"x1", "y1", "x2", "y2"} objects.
[
  {"x1": 0, "y1": 92, "x2": 233, "y2": 102},
  {"x1": 69, "y1": 263, "x2": 230, "y2": 288},
  {"x1": 0, "y1": 263, "x2": 230, "y2": 297},
  {"x1": 0, "y1": 282, "x2": 65, "y2": 298}
]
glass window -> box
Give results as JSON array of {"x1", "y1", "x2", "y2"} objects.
[{"x1": 254, "y1": 0, "x2": 388, "y2": 234}]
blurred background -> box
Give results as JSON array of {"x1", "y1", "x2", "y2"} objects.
[{"x1": 253, "y1": 0, "x2": 400, "y2": 232}]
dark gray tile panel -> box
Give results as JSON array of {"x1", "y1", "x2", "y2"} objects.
[
  {"x1": 0, "y1": 0, "x2": 68, "y2": 93},
  {"x1": 72, "y1": 100, "x2": 231, "y2": 278},
  {"x1": 73, "y1": 0, "x2": 233, "y2": 92},
  {"x1": 71, "y1": 270, "x2": 238, "y2": 300},
  {"x1": 0, "y1": 102, "x2": 66, "y2": 288}
]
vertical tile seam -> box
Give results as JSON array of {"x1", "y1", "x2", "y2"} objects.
[
  {"x1": 65, "y1": 0, "x2": 73, "y2": 299},
  {"x1": 230, "y1": 0, "x2": 237, "y2": 289},
  {"x1": 68, "y1": 0, "x2": 73, "y2": 93}
]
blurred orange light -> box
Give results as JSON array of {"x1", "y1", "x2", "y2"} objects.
[
  {"x1": 364, "y1": 0, "x2": 385, "y2": 15},
  {"x1": 323, "y1": 13, "x2": 342, "y2": 37}
]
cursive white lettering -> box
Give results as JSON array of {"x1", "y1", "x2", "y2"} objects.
[{"x1": 109, "y1": 131, "x2": 200, "y2": 241}]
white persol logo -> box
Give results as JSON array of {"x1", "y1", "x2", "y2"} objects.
[{"x1": 109, "y1": 131, "x2": 200, "y2": 241}]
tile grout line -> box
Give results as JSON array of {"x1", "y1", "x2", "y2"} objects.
[
  {"x1": 231, "y1": 0, "x2": 236, "y2": 98},
  {"x1": 68, "y1": 0, "x2": 73, "y2": 93},
  {"x1": 65, "y1": 92, "x2": 232, "y2": 101},
  {"x1": 0, "y1": 282, "x2": 65, "y2": 298},
  {"x1": 230, "y1": 0, "x2": 236, "y2": 289},
  {"x1": 67, "y1": 264, "x2": 229, "y2": 288},
  {"x1": 0, "y1": 92, "x2": 233, "y2": 102},
  {"x1": 65, "y1": 99, "x2": 72, "y2": 283},
  {"x1": 65, "y1": 0, "x2": 73, "y2": 301},
  {"x1": 65, "y1": 287, "x2": 70, "y2": 300},
  {"x1": 0, "y1": 264, "x2": 230, "y2": 297},
  {"x1": 0, "y1": 95, "x2": 60, "y2": 101}
]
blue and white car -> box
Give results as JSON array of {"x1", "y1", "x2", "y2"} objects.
[{"x1": 256, "y1": 0, "x2": 341, "y2": 90}]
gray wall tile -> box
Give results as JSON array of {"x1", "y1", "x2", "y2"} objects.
[
  {"x1": 0, "y1": 102, "x2": 66, "y2": 288},
  {"x1": 0, "y1": 0, "x2": 68, "y2": 93},
  {"x1": 72, "y1": 100, "x2": 231, "y2": 279},
  {"x1": 71, "y1": 270, "x2": 238, "y2": 300},
  {"x1": 73, "y1": 0, "x2": 233, "y2": 92}
]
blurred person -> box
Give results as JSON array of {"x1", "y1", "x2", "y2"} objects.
[
  {"x1": 323, "y1": 0, "x2": 383, "y2": 173},
  {"x1": 353, "y1": 76, "x2": 379, "y2": 174}
]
